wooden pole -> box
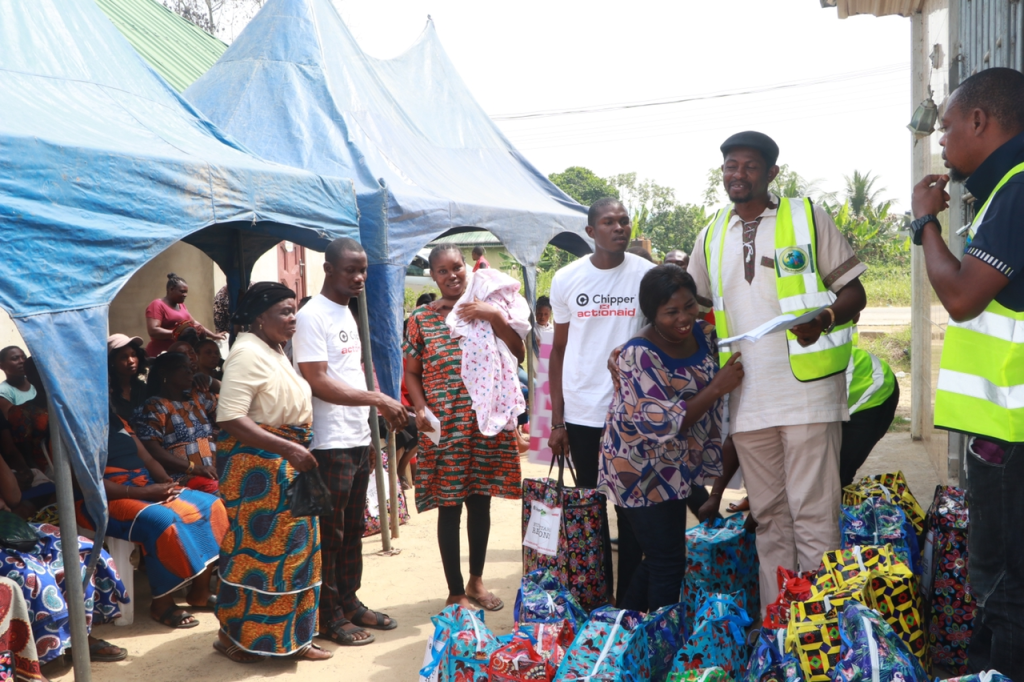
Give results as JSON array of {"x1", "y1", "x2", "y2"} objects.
[{"x1": 356, "y1": 289, "x2": 390, "y2": 551}]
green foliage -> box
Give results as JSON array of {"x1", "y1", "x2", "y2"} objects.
[
  {"x1": 860, "y1": 326, "x2": 912, "y2": 374},
  {"x1": 825, "y1": 199, "x2": 909, "y2": 269},
  {"x1": 861, "y1": 265, "x2": 912, "y2": 307},
  {"x1": 548, "y1": 166, "x2": 619, "y2": 206},
  {"x1": 647, "y1": 203, "x2": 709, "y2": 255},
  {"x1": 844, "y1": 170, "x2": 887, "y2": 217}
]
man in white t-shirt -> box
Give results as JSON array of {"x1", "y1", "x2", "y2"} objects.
[
  {"x1": 0, "y1": 346, "x2": 36, "y2": 420},
  {"x1": 294, "y1": 237, "x2": 408, "y2": 646},
  {"x1": 549, "y1": 197, "x2": 656, "y2": 604}
]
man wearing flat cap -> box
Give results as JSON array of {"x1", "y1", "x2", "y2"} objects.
[{"x1": 688, "y1": 131, "x2": 867, "y2": 612}]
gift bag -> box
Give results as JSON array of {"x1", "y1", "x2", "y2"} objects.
[
  {"x1": 515, "y1": 620, "x2": 575, "y2": 668},
  {"x1": 513, "y1": 568, "x2": 587, "y2": 631},
  {"x1": 685, "y1": 515, "x2": 760, "y2": 621},
  {"x1": 554, "y1": 606, "x2": 650, "y2": 682},
  {"x1": 668, "y1": 667, "x2": 735, "y2": 682},
  {"x1": 522, "y1": 455, "x2": 613, "y2": 611},
  {"x1": 488, "y1": 636, "x2": 556, "y2": 682},
  {"x1": 764, "y1": 567, "x2": 815, "y2": 629},
  {"x1": 786, "y1": 576, "x2": 871, "y2": 682},
  {"x1": 419, "y1": 605, "x2": 500, "y2": 682},
  {"x1": 674, "y1": 591, "x2": 753, "y2": 674},
  {"x1": 814, "y1": 545, "x2": 906, "y2": 594},
  {"x1": 840, "y1": 496, "x2": 921, "y2": 572},
  {"x1": 843, "y1": 471, "x2": 925, "y2": 538},
  {"x1": 643, "y1": 602, "x2": 687, "y2": 682},
  {"x1": 832, "y1": 601, "x2": 929, "y2": 682},
  {"x1": 924, "y1": 485, "x2": 974, "y2": 674},
  {"x1": 739, "y1": 629, "x2": 803, "y2": 682}
]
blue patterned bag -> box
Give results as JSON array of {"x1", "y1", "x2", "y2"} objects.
[
  {"x1": 686, "y1": 515, "x2": 760, "y2": 621},
  {"x1": 643, "y1": 602, "x2": 687, "y2": 682},
  {"x1": 944, "y1": 673, "x2": 1013, "y2": 682},
  {"x1": 672, "y1": 591, "x2": 752, "y2": 675},
  {"x1": 739, "y1": 628, "x2": 803, "y2": 682},
  {"x1": 419, "y1": 605, "x2": 500, "y2": 682},
  {"x1": 840, "y1": 496, "x2": 921, "y2": 572},
  {"x1": 832, "y1": 602, "x2": 929, "y2": 682},
  {"x1": 513, "y1": 568, "x2": 588, "y2": 630},
  {"x1": 554, "y1": 606, "x2": 650, "y2": 681}
]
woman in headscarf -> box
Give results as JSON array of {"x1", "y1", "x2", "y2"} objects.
[
  {"x1": 212, "y1": 282, "x2": 331, "y2": 663},
  {"x1": 131, "y1": 352, "x2": 219, "y2": 494}
]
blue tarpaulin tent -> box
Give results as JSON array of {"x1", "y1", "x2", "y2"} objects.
[
  {"x1": 0, "y1": 0, "x2": 360, "y2": 555},
  {"x1": 184, "y1": 0, "x2": 593, "y2": 400}
]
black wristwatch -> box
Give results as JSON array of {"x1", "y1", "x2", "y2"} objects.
[{"x1": 910, "y1": 214, "x2": 940, "y2": 246}]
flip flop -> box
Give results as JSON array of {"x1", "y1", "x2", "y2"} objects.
[
  {"x1": 468, "y1": 593, "x2": 504, "y2": 612},
  {"x1": 152, "y1": 605, "x2": 199, "y2": 629},
  {"x1": 291, "y1": 643, "x2": 333, "y2": 661},
  {"x1": 213, "y1": 640, "x2": 264, "y2": 664},
  {"x1": 89, "y1": 638, "x2": 127, "y2": 662},
  {"x1": 187, "y1": 596, "x2": 218, "y2": 611},
  {"x1": 351, "y1": 604, "x2": 397, "y2": 631},
  {"x1": 727, "y1": 497, "x2": 750, "y2": 513},
  {"x1": 317, "y1": 619, "x2": 376, "y2": 646}
]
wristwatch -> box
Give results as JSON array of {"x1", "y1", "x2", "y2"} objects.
[{"x1": 910, "y1": 214, "x2": 939, "y2": 246}]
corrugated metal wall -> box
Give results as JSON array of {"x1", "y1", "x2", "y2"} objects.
[{"x1": 957, "y1": 0, "x2": 1023, "y2": 77}]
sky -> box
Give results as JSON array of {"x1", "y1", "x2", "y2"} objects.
[{"x1": 227, "y1": 0, "x2": 914, "y2": 211}]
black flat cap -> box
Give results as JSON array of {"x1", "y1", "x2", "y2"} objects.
[{"x1": 720, "y1": 131, "x2": 779, "y2": 167}]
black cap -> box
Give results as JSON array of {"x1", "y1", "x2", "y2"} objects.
[{"x1": 720, "y1": 131, "x2": 780, "y2": 168}]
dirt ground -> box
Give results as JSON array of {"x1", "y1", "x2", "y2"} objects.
[{"x1": 49, "y1": 432, "x2": 941, "y2": 682}]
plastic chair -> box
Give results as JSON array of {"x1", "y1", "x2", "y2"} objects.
[{"x1": 77, "y1": 528, "x2": 137, "y2": 626}]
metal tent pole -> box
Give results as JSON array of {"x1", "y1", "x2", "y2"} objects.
[
  {"x1": 356, "y1": 289, "x2": 390, "y2": 551},
  {"x1": 387, "y1": 432, "x2": 399, "y2": 539},
  {"x1": 48, "y1": 402, "x2": 92, "y2": 681}
]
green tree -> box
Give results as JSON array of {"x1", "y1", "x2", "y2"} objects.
[
  {"x1": 647, "y1": 204, "x2": 708, "y2": 255},
  {"x1": 606, "y1": 173, "x2": 678, "y2": 240},
  {"x1": 548, "y1": 166, "x2": 619, "y2": 206},
  {"x1": 844, "y1": 170, "x2": 887, "y2": 217}
]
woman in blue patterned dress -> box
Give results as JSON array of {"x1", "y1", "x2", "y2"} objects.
[{"x1": 598, "y1": 265, "x2": 744, "y2": 612}]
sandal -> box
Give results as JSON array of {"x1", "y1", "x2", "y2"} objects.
[
  {"x1": 152, "y1": 605, "x2": 199, "y2": 629},
  {"x1": 187, "y1": 595, "x2": 218, "y2": 611},
  {"x1": 291, "y1": 643, "x2": 333, "y2": 660},
  {"x1": 317, "y1": 619, "x2": 376, "y2": 646},
  {"x1": 213, "y1": 640, "x2": 265, "y2": 664},
  {"x1": 727, "y1": 497, "x2": 750, "y2": 513},
  {"x1": 89, "y1": 638, "x2": 127, "y2": 662},
  {"x1": 468, "y1": 593, "x2": 504, "y2": 612},
  {"x1": 350, "y1": 604, "x2": 397, "y2": 631}
]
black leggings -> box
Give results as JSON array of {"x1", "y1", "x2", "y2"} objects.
[{"x1": 437, "y1": 495, "x2": 492, "y2": 596}]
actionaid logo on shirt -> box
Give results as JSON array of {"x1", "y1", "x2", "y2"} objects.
[{"x1": 575, "y1": 292, "x2": 637, "y2": 318}]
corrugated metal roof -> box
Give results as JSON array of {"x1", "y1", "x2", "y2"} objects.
[
  {"x1": 833, "y1": 0, "x2": 925, "y2": 18},
  {"x1": 95, "y1": 0, "x2": 226, "y2": 92}
]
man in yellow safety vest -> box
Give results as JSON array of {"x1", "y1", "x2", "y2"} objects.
[
  {"x1": 913, "y1": 67, "x2": 1024, "y2": 679},
  {"x1": 841, "y1": 321, "x2": 899, "y2": 487},
  {"x1": 688, "y1": 131, "x2": 867, "y2": 613}
]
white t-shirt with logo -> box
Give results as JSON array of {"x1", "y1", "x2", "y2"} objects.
[
  {"x1": 293, "y1": 294, "x2": 371, "y2": 450},
  {"x1": 550, "y1": 253, "x2": 655, "y2": 427}
]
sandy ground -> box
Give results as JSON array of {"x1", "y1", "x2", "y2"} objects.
[{"x1": 49, "y1": 433, "x2": 940, "y2": 681}]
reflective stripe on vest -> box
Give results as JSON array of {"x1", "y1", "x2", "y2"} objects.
[
  {"x1": 702, "y1": 197, "x2": 853, "y2": 382},
  {"x1": 935, "y1": 161, "x2": 1024, "y2": 442},
  {"x1": 847, "y1": 346, "x2": 895, "y2": 414}
]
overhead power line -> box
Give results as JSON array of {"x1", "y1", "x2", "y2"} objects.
[{"x1": 490, "y1": 63, "x2": 909, "y2": 121}]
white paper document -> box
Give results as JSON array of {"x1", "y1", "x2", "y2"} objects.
[
  {"x1": 523, "y1": 500, "x2": 561, "y2": 556},
  {"x1": 718, "y1": 306, "x2": 827, "y2": 346},
  {"x1": 423, "y1": 407, "x2": 442, "y2": 446}
]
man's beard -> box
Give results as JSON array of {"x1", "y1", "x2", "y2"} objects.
[
  {"x1": 948, "y1": 165, "x2": 969, "y2": 183},
  {"x1": 728, "y1": 189, "x2": 755, "y2": 204}
]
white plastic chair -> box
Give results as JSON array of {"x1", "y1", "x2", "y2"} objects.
[{"x1": 77, "y1": 527, "x2": 137, "y2": 626}]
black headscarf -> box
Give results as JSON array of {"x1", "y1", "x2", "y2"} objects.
[{"x1": 231, "y1": 282, "x2": 296, "y2": 326}]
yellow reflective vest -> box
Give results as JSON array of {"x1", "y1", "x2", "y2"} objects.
[
  {"x1": 703, "y1": 197, "x2": 853, "y2": 382},
  {"x1": 935, "y1": 162, "x2": 1024, "y2": 442},
  {"x1": 847, "y1": 344, "x2": 896, "y2": 414}
]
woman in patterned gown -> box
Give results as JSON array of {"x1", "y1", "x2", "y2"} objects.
[
  {"x1": 212, "y1": 283, "x2": 331, "y2": 664},
  {"x1": 404, "y1": 244, "x2": 524, "y2": 612}
]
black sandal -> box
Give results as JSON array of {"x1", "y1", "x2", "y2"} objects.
[
  {"x1": 88, "y1": 638, "x2": 128, "y2": 662},
  {"x1": 152, "y1": 605, "x2": 199, "y2": 629},
  {"x1": 317, "y1": 619, "x2": 376, "y2": 646},
  {"x1": 351, "y1": 604, "x2": 398, "y2": 631},
  {"x1": 213, "y1": 640, "x2": 265, "y2": 664}
]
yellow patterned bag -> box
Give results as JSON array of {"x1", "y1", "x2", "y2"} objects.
[
  {"x1": 842, "y1": 471, "x2": 925, "y2": 536},
  {"x1": 785, "y1": 576, "x2": 871, "y2": 682}
]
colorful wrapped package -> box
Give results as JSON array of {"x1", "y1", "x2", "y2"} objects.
[
  {"x1": 685, "y1": 515, "x2": 760, "y2": 621},
  {"x1": 668, "y1": 666, "x2": 735, "y2": 682},
  {"x1": 813, "y1": 545, "x2": 926, "y2": 664},
  {"x1": 764, "y1": 567, "x2": 816, "y2": 629},
  {"x1": 515, "y1": 620, "x2": 575, "y2": 668},
  {"x1": 419, "y1": 605, "x2": 500, "y2": 682},
  {"x1": 673, "y1": 591, "x2": 753, "y2": 675},
  {"x1": 840, "y1": 496, "x2": 921, "y2": 571},
  {"x1": 924, "y1": 485, "x2": 974, "y2": 674},
  {"x1": 643, "y1": 602, "x2": 687, "y2": 682},
  {"x1": 832, "y1": 601, "x2": 929, "y2": 682},
  {"x1": 513, "y1": 568, "x2": 587, "y2": 631},
  {"x1": 786, "y1": 574, "x2": 872, "y2": 682},
  {"x1": 522, "y1": 470, "x2": 613, "y2": 611},
  {"x1": 842, "y1": 471, "x2": 925, "y2": 538},
  {"x1": 488, "y1": 636, "x2": 556, "y2": 682},
  {"x1": 553, "y1": 606, "x2": 650, "y2": 681},
  {"x1": 740, "y1": 629, "x2": 804, "y2": 682}
]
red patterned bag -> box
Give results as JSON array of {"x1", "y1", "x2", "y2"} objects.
[
  {"x1": 764, "y1": 567, "x2": 815, "y2": 628},
  {"x1": 488, "y1": 636, "x2": 556, "y2": 682}
]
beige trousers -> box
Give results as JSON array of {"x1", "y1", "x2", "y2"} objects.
[{"x1": 732, "y1": 422, "x2": 842, "y2": 614}]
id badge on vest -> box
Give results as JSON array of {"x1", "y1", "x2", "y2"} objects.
[
  {"x1": 774, "y1": 244, "x2": 815, "y2": 277},
  {"x1": 523, "y1": 500, "x2": 561, "y2": 556}
]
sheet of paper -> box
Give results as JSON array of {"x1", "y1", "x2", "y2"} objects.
[
  {"x1": 423, "y1": 407, "x2": 441, "y2": 446},
  {"x1": 719, "y1": 306, "x2": 827, "y2": 346}
]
